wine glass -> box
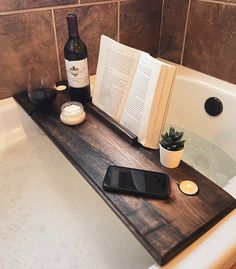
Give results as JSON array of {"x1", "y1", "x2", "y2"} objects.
[{"x1": 27, "y1": 68, "x2": 57, "y2": 107}]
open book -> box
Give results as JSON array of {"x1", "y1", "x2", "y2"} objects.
[{"x1": 93, "y1": 35, "x2": 177, "y2": 149}]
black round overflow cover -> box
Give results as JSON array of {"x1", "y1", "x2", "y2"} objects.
[{"x1": 204, "y1": 97, "x2": 223, "y2": 116}]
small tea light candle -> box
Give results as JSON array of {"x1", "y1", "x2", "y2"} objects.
[
  {"x1": 60, "y1": 101, "x2": 86, "y2": 125},
  {"x1": 179, "y1": 180, "x2": 198, "y2": 196},
  {"x1": 56, "y1": 85, "x2": 67, "y2": 91}
]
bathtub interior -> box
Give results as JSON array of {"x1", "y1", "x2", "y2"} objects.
[
  {"x1": 165, "y1": 66, "x2": 236, "y2": 188},
  {"x1": 0, "y1": 98, "x2": 155, "y2": 269},
  {"x1": 164, "y1": 123, "x2": 236, "y2": 188},
  {"x1": 0, "y1": 98, "x2": 40, "y2": 152}
]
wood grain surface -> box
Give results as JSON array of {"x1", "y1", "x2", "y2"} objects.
[
  {"x1": 14, "y1": 91, "x2": 236, "y2": 265},
  {"x1": 86, "y1": 103, "x2": 138, "y2": 145}
]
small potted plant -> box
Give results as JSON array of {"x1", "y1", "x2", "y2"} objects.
[{"x1": 159, "y1": 127, "x2": 185, "y2": 168}]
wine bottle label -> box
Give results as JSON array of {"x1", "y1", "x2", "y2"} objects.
[{"x1": 65, "y1": 58, "x2": 89, "y2": 88}]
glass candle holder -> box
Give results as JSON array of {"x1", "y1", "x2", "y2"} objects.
[{"x1": 60, "y1": 101, "x2": 86, "y2": 125}]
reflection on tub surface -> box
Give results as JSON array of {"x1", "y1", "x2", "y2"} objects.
[{"x1": 165, "y1": 124, "x2": 236, "y2": 187}]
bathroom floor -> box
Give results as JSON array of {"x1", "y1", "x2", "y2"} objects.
[{"x1": 0, "y1": 132, "x2": 154, "y2": 269}]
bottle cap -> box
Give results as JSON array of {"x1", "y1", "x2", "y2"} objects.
[{"x1": 67, "y1": 13, "x2": 79, "y2": 37}]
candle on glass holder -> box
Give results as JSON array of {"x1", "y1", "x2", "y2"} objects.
[
  {"x1": 179, "y1": 180, "x2": 198, "y2": 196},
  {"x1": 56, "y1": 85, "x2": 67, "y2": 91},
  {"x1": 60, "y1": 101, "x2": 86, "y2": 125}
]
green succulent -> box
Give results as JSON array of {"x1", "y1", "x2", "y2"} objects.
[{"x1": 160, "y1": 127, "x2": 185, "y2": 151}]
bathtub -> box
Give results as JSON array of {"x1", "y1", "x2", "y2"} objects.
[
  {"x1": 166, "y1": 65, "x2": 236, "y2": 190},
  {"x1": 0, "y1": 66, "x2": 235, "y2": 269},
  {"x1": 0, "y1": 98, "x2": 155, "y2": 268},
  {"x1": 150, "y1": 64, "x2": 236, "y2": 269}
]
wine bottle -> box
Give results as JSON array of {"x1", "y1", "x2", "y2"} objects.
[{"x1": 64, "y1": 13, "x2": 91, "y2": 103}]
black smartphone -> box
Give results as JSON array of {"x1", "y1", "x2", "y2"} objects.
[{"x1": 102, "y1": 165, "x2": 170, "y2": 199}]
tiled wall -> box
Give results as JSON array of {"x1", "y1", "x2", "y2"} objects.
[
  {"x1": 159, "y1": 0, "x2": 236, "y2": 84},
  {"x1": 0, "y1": 0, "x2": 235, "y2": 99},
  {"x1": 0, "y1": 0, "x2": 161, "y2": 99}
]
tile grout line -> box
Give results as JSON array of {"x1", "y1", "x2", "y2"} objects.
[
  {"x1": 158, "y1": 0, "x2": 165, "y2": 58},
  {"x1": 180, "y1": 0, "x2": 192, "y2": 65},
  {"x1": 51, "y1": 9, "x2": 62, "y2": 80},
  {"x1": 76, "y1": 0, "x2": 119, "y2": 5},
  {"x1": 0, "y1": 1, "x2": 119, "y2": 16},
  {"x1": 0, "y1": 4, "x2": 79, "y2": 16},
  {"x1": 78, "y1": 0, "x2": 119, "y2": 5},
  {"x1": 117, "y1": 1, "x2": 120, "y2": 42},
  {"x1": 199, "y1": 0, "x2": 236, "y2": 6}
]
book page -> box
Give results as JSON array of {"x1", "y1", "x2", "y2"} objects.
[
  {"x1": 149, "y1": 65, "x2": 177, "y2": 148},
  {"x1": 120, "y1": 53, "x2": 165, "y2": 145},
  {"x1": 144, "y1": 64, "x2": 169, "y2": 148},
  {"x1": 93, "y1": 35, "x2": 141, "y2": 121}
]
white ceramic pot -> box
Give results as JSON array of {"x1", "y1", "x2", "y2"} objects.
[{"x1": 159, "y1": 144, "x2": 184, "y2": 168}]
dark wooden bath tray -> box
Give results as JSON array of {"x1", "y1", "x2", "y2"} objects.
[{"x1": 14, "y1": 91, "x2": 236, "y2": 266}]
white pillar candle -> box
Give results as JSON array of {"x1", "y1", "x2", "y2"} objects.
[{"x1": 60, "y1": 101, "x2": 86, "y2": 126}]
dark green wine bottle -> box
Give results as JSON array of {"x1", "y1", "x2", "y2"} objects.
[{"x1": 64, "y1": 13, "x2": 91, "y2": 103}]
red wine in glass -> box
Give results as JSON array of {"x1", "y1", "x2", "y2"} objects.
[
  {"x1": 29, "y1": 88, "x2": 57, "y2": 106},
  {"x1": 28, "y1": 69, "x2": 57, "y2": 107}
]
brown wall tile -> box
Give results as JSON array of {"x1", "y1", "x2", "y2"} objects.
[
  {"x1": 159, "y1": 0, "x2": 189, "y2": 63},
  {"x1": 1, "y1": 0, "x2": 235, "y2": 100},
  {"x1": 120, "y1": 0, "x2": 162, "y2": 57},
  {"x1": 183, "y1": 0, "x2": 236, "y2": 84},
  {"x1": 0, "y1": 0, "x2": 77, "y2": 12},
  {"x1": 54, "y1": 3, "x2": 118, "y2": 78},
  {"x1": 0, "y1": 11, "x2": 59, "y2": 99}
]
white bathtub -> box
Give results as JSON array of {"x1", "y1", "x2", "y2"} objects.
[
  {"x1": 165, "y1": 65, "x2": 236, "y2": 189},
  {"x1": 0, "y1": 98, "x2": 155, "y2": 269},
  {"x1": 0, "y1": 66, "x2": 235, "y2": 269},
  {"x1": 150, "y1": 65, "x2": 236, "y2": 269}
]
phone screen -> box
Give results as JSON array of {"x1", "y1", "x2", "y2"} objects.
[{"x1": 102, "y1": 165, "x2": 170, "y2": 199}]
